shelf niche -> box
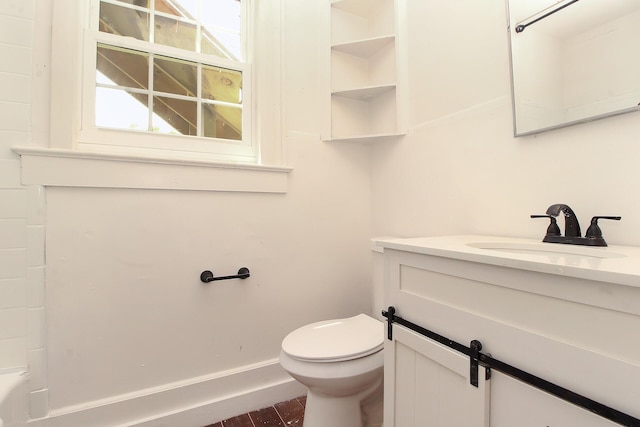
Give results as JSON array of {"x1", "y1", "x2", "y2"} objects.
[{"x1": 327, "y1": 0, "x2": 405, "y2": 142}]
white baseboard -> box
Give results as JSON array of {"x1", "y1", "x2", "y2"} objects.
[{"x1": 28, "y1": 359, "x2": 306, "y2": 427}]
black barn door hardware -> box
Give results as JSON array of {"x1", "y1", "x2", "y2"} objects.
[
  {"x1": 200, "y1": 267, "x2": 250, "y2": 283},
  {"x1": 382, "y1": 306, "x2": 640, "y2": 427},
  {"x1": 515, "y1": 0, "x2": 579, "y2": 33}
]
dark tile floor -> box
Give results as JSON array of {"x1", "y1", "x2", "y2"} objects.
[{"x1": 204, "y1": 396, "x2": 306, "y2": 427}]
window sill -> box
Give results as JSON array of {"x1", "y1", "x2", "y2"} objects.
[{"x1": 12, "y1": 146, "x2": 292, "y2": 193}]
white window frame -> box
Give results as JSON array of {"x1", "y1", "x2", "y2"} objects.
[
  {"x1": 18, "y1": 0, "x2": 290, "y2": 193},
  {"x1": 81, "y1": 0, "x2": 255, "y2": 163}
]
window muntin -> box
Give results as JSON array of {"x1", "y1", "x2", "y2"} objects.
[
  {"x1": 85, "y1": 0, "x2": 250, "y2": 158},
  {"x1": 98, "y1": 0, "x2": 243, "y2": 60},
  {"x1": 99, "y1": 2, "x2": 151, "y2": 42}
]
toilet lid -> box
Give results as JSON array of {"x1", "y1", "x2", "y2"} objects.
[{"x1": 281, "y1": 314, "x2": 384, "y2": 362}]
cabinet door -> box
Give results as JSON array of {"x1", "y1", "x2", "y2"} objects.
[
  {"x1": 384, "y1": 325, "x2": 490, "y2": 427},
  {"x1": 491, "y1": 373, "x2": 621, "y2": 427}
]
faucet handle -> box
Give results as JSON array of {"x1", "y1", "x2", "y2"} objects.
[
  {"x1": 531, "y1": 215, "x2": 561, "y2": 236},
  {"x1": 585, "y1": 216, "x2": 621, "y2": 239}
]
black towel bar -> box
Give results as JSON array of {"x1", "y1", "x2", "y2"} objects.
[{"x1": 200, "y1": 267, "x2": 250, "y2": 283}]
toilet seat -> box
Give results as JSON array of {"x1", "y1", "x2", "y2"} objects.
[{"x1": 281, "y1": 314, "x2": 383, "y2": 362}]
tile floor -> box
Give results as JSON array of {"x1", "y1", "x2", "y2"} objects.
[{"x1": 203, "y1": 396, "x2": 306, "y2": 427}]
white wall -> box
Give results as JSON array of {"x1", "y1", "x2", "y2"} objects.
[
  {"x1": 371, "y1": 0, "x2": 640, "y2": 245},
  {"x1": 0, "y1": 0, "x2": 371, "y2": 425},
  {"x1": 44, "y1": 141, "x2": 371, "y2": 408},
  {"x1": 0, "y1": 0, "x2": 49, "y2": 418}
]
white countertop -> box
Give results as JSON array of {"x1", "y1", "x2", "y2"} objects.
[{"x1": 374, "y1": 235, "x2": 640, "y2": 288}]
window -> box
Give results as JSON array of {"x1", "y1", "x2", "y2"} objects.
[
  {"x1": 16, "y1": 0, "x2": 288, "y2": 193},
  {"x1": 80, "y1": 0, "x2": 256, "y2": 162}
]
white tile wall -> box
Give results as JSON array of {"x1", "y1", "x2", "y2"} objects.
[
  {"x1": 0, "y1": 308, "x2": 26, "y2": 340},
  {"x1": 0, "y1": 337, "x2": 26, "y2": 367},
  {"x1": 26, "y1": 266, "x2": 45, "y2": 308},
  {"x1": 0, "y1": 131, "x2": 29, "y2": 159},
  {"x1": 0, "y1": 158, "x2": 22, "y2": 187},
  {"x1": 0, "y1": 248, "x2": 27, "y2": 279},
  {"x1": 0, "y1": 219, "x2": 26, "y2": 248},
  {"x1": 26, "y1": 186, "x2": 45, "y2": 226},
  {"x1": 26, "y1": 225, "x2": 45, "y2": 267},
  {"x1": 0, "y1": 43, "x2": 31, "y2": 74},
  {"x1": 0, "y1": 101, "x2": 30, "y2": 131},
  {"x1": 0, "y1": 14, "x2": 33, "y2": 47},
  {"x1": 0, "y1": 278, "x2": 26, "y2": 308},
  {"x1": 0, "y1": 190, "x2": 27, "y2": 218},
  {"x1": 29, "y1": 388, "x2": 49, "y2": 419},
  {"x1": 0, "y1": 71, "x2": 31, "y2": 103},
  {"x1": 0, "y1": 0, "x2": 48, "y2": 419},
  {"x1": 0, "y1": 0, "x2": 35, "y2": 18}
]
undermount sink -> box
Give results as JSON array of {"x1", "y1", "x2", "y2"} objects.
[{"x1": 466, "y1": 241, "x2": 627, "y2": 260}]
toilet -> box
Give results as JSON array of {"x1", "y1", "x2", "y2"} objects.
[{"x1": 279, "y1": 314, "x2": 384, "y2": 427}]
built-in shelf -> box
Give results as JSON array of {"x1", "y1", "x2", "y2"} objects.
[
  {"x1": 332, "y1": 84, "x2": 395, "y2": 101},
  {"x1": 326, "y1": 0, "x2": 405, "y2": 142},
  {"x1": 329, "y1": 132, "x2": 405, "y2": 142},
  {"x1": 331, "y1": 35, "x2": 395, "y2": 58}
]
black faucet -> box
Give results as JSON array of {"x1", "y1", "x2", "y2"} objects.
[
  {"x1": 546, "y1": 204, "x2": 581, "y2": 238},
  {"x1": 531, "y1": 204, "x2": 621, "y2": 247}
]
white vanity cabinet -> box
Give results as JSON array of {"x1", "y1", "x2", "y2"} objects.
[
  {"x1": 326, "y1": 0, "x2": 406, "y2": 141},
  {"x1": 377, "y1": 236, "x2": 640, "y2": 427},
  {"x1": 385, "y1": 322, "x2": 490, "y2": 426}
]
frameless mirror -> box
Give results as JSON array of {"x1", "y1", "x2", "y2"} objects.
[{"x1": 507, "y1": 0, "x2": 640, "y2": 136}]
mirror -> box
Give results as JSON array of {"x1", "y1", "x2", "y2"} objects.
[{"x1": 507, "y1": 0, "x2": 640, "y2": 136}]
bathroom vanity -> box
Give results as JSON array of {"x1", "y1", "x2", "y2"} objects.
[{"x1": 375, "y1": 235, "x2": 640, "y2": 427}]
